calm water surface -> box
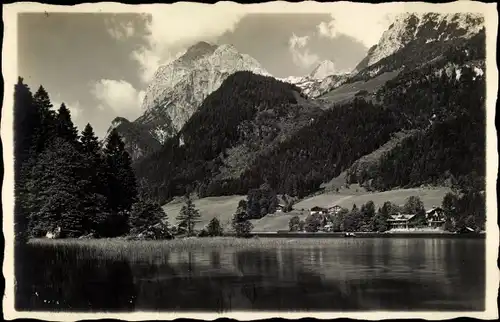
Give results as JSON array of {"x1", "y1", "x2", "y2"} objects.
[{"x1": 16, "y1": 238, "x2": 485, "y2": 312}]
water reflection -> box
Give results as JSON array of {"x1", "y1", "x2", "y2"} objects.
[
  {"x1": 15, "y1": 238, "x2": 485, "y2": 312},
  {"x1": 15, "y1": 244, "x2": 136, "y2": 311}
]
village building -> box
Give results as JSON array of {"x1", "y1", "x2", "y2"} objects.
[
  {"x1": 387, "y1": 214, "x2": 419, "y2": 230},
  {"x1": 276, "y1": 204, "x2": 286, "y2": 213},
  {"x1": 328, "y1": 205, "x2": 343, "y2": 215},
  {"x1": 425, "y1": 206, "x2": 446, "y2": 229},
  {"x1": 310, "y1": 206, "x2": 328, "y2": 216}
]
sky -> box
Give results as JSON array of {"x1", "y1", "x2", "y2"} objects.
[{"x1": 17, "y1": 3, "x2": 403, "y2": 138}]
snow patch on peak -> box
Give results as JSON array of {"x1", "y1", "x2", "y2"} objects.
[{"x1": 309, "y1": 60, "x2": 336, "y2": 80}]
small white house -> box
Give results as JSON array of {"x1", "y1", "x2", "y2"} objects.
[
  {"x1": 310, "y1": 206, "x2": 327, "y2": 216},
  {"x1": 46, "y1": 226, "x2": 62, "y2": 239}
]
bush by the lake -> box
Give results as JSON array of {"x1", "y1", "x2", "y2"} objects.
[
  {"x1": 289, "y1": 215, "x2": 301, "y2": 232},
  {"x1": 128, "y1": 199, "x2": 167, "y2": 235},
  {"x1": 206, "y1": 217, "x2": 224, "y2": 237}
]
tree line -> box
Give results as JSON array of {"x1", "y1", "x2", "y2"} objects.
[{"x1": 13, "y1": 77, "x2": 168, "y2": 241}]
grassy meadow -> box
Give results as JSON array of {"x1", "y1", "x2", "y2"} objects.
[
  {"x1": 320, "y1": 70, "x2": 400, "y2": 104},
  {"x1": 162, "y1": 195, "x2": 246, "y2": 230},
  {"x1": 158, "y1": 187, "x2": 452, "y2": 233},
  {"x1": 293, "y1": 186, "x2": 452, "y2": 211}
]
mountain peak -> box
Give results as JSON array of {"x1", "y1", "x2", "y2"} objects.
[
  {"x1": 355, "y1": 12, "x2": 485, "y2": 70},
  {"x1": 178, "y1": 41, "x2": 218, "y2": 63},
  {"x1": 309, "y1": 60, "x2": 336, "y2": 80},
  {"x1": 135, "y1": 42, "x2": 269, "y2": 148}
]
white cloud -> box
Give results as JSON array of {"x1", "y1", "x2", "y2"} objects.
[
  {"x1": 316, "y1": 3, "x2": 407, "y2": 48},
  {"x1": 91, "y1": 79, "x2": 145, "y2": 119},
  {"x1": 289, "y1": 34, "x2": 310, "y2": 48},
  {"x1": 106, "y1": 18, "x2": 135, "y2": 40},
  {"x1": 288, "y1": 33, "x2": 320, "y2": 69},
  {"x1": 133, "y1": 3, "x2": 246, "y2": 83}
]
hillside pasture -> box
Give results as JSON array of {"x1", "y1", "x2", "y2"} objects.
[
  {"x1": 250, "y1": 211, "x2": 309, "y2": 232},
  {"x1": 294, "y1": 187, "x2": 451, "y2": 211},
  {"x1": 162, "y1": 195, "x2": 246, "y2": 230},
  {"x1": 252, "y1": 187, "x2": 452, "y2": 232},
  {"x1": 320, "y1": 70, "x2": 399, "y2": 105}
]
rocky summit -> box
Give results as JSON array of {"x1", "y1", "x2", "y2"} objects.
[{"x1": 108, "y1": 41, "x2": 269, "y2": 160}]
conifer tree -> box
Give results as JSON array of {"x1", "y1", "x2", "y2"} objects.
[
  {"x1": 129, "y1": 199, "x2": 167, "y2": 235},
  {"x1": 176, "y1": 195, "x2": 201, "y2": 236},
  {"x1": 13, "y1": 77, "x2": 36, "y2": 243},
  {"x1": 56, "y1": 103, "x2": 79, "y2": 144},
  {"x1": 232, "y1": 200, "x2": 253, "y2": 237},
  {"x1": 103, "y1": 129, "x2": 138, "y2": 212},
  {"x1": 25, "y1": 138, "x2": 88, "y2": 237},
  {"x1": 79, "y1": 124, "x2": 110, "y2": 235},
  {"x1": 14, "y1": 77, "x2": 36, "y2": 175},
  {"x1": 360, "y1": 201, "x2": 376, "y2": 231},
  {"x1": 32, "y1": 85, "x2": 57, "y2": 154},
  {"x1": 206, "y1": 217, "x2": 223, "y2": 236}
]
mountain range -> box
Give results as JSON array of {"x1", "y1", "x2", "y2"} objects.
[{"x1": 109, "y1": 12, "x2": 485, "y2": 205}]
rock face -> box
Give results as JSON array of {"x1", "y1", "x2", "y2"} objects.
[
  {"x1": 109, "y1": 41, "x2": 270, "y2": 161},
  {"x1": 355, "y1": 12, "x2": 485, "y2": 71},
  {"x1": 140, "y1": 41, "x2": 270, "y2": 138}
]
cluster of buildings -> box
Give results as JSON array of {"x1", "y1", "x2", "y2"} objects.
[
  {"x1": 387, "y1": 207, "x2": 446, "y2": 230},
  {"x1": 301, "y1": 203, "x2": 447, "y2": 232}
]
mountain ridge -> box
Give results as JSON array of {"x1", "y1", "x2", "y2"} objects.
[{"x1": 109, "y1": 41, "x2": 270, "y2": 160}]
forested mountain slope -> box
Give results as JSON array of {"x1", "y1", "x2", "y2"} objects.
[
  {"x1": 134, "y1": 12, "x2": 486, "y2": 205},
  {"x1": 134, "y1": 71, "x2": 315, "y2": 203},
  {"x1": 107, "y1": 42, "x2": 269, "y2": 161}
]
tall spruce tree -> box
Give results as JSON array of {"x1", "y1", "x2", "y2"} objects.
[
  {"x1": 56, "y1": 103, "x2": 79, "y2": 144},
  {"x1": 32, "y1": 85, "x2": 57, "y2": 154},
  {"x1": 79, "y1": 124, "x2": 110, "y2": 236},
  {"x1": 103, "y1": 129, "x2": 138, "y2": 212},
  {"x1": 232, "y1": 200, "x2": 253, "y2": 237},
  {"x1": 14, "y1": 77, "x2": 36, "y2": 176},
  {"x1": 13, "y1": 77, "x2": 37, "y2": 243},
  {"x1": 176, "y1": 195, "x2": 201, "y2": 236},
  {"x1": 101, "y1": 129, "x2": 137, "y2": 236}
]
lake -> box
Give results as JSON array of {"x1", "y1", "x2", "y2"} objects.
[{"x1": 14, "y1": 237, "x2": 485, "y2": 312}]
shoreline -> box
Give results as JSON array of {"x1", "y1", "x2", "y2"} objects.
[
  {"x1": 246, "y1": 231, "x2": 486, "y2": 239},
  {"x1": 22, "y1": 232, "x2": 486, "y2": 247}
]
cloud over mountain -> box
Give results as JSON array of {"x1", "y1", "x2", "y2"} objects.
[
  {"x1": 91, "y1": 79, "x2": 145, "y2": 119},
  {"x1": 131, "y1": 3, "x2": 246, "y2": 83}
]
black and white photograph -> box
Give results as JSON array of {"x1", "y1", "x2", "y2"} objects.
[{"x1": 2, "y1": 1, "x2": 498, "y2": 320}]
